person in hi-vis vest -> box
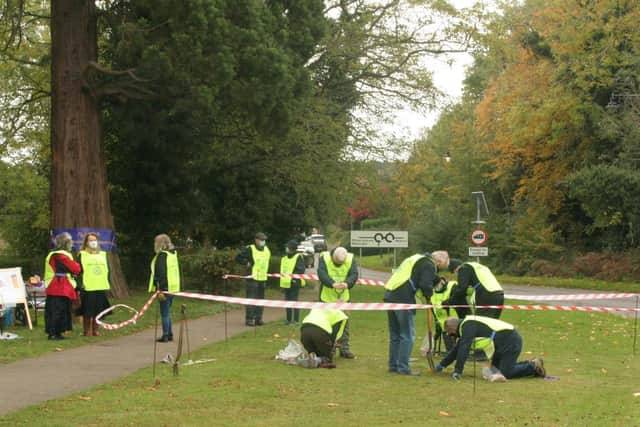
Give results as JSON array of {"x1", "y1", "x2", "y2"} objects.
[
  {"x1": 44, "y1": 232, "x2": 82, "y2": 340},
  {"x1": 435, "y1": 316, "x2": 546, "y2": 380},
  {"x1": 445, "y1": 259, "x2": 504, "y2": 319},
  {"x1": 148, "y1": 234, "x2": 180, "y2": 343},
  {"x1": 300, "y1": 308, "x2": 348, "y2": 368},
  {"x1": 280, "y1": 240, "x2": 306, "y2": 324},
  {"x1": 317, "y1": 246, "x2": 358, "y2": 359},
  {"x1": 76, "y1": 232, "x2": 112, "y2": 337},
  {"x1": 235, "y1": 232, "x2": 271, "y2": 326},
  {"x1": 383, "y1": 251, "x2": 447, "y2": 375}
]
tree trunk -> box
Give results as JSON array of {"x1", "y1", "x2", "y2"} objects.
[{"x1": 50, "y1": 0, "x2": 129, "y2": 298}]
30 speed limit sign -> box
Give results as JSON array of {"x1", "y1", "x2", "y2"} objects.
[{"x1": 470, "y1": 227, "x2": 488, "y2": 246}]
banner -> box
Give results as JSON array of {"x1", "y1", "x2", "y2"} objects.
[{"x1": 51, "y1": 228, "x2": 117, "y2": 252}]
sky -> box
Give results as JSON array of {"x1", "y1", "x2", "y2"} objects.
[{"x1": 380, "y1": 0, "x2": 486, "y2": 144}]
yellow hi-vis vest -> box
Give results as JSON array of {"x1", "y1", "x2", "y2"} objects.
[
  {"x1": 79, "y1": 250, "x2": 110, "y2": 291},
  {"x1": 431, "y1": 280, "x2": 458, "y2": 329},
  {"x1": 44, "y1": 250, "x2": 77, "y2": 289},
  {"x1": 279, "y1": 253, "x2": 306, "y2": 288},
  {"x1": 465, "y1": 262, "x2": 502, "y2": 301},
  {"x1": 320, "y1": 251, "x2": 354, "y2": 302},
  {"x1": 302, "y1": 309, "x2": 348, "y2": 340},
  {"x1": 148, "y1": 250, "x2": 181, "y2": 293},
  {"x1": 250, "y1": 244, "x2": 271, "y2": 281},
  {"x1": 461, "y1": 315, "x2": 515, "y2": 359},
  {"x1": 384, "y1": 254, "x2": 435, "y2": 303}
]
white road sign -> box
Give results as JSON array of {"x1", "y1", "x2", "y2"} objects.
[
  {"x1": 468, "y1": 246, "x2": 489, "y2": 257},
  {"x1": 350, "y1": 230, "x2": 408, "y2": 248}
]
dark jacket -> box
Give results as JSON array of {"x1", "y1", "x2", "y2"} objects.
[
  {"x1": 317, "y1": 248, "x2": 359, "y2": 289},
  {"x1": 383, "y1": 256, "x2": 439, "y2": 304},
  {"x1": 440, "y1": 318, "x2": 520, "y2": 375},
  {"x1": 152, "y1": 249, "x2": 177, "y2": 292}
]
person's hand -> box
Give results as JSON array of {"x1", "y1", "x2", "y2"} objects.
[
  {"x1": 435, "y1": 363, "x2": 444, "y2": 373},
  {"x1": 452, "y1": 372, "x2": 461, "y2": 381},
  {"x1": 157, "y1": 292, "x2": 166, "y2": 302}
]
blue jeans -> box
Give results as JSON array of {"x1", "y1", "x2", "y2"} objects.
[
  {"x1": 159, "y1": 294, "x2": 174, "y2": 337},
  {"x1": 387, "y1": 309, "x2": 416, "y2": 373}
]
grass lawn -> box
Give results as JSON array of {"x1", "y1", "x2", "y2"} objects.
[{"x1": 3, "y1": 286, "x2": 639, "y2": 426}]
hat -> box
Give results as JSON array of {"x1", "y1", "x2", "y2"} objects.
[
  {"x1": 332, "y1": 247, "x2": 348, "y2": 264},
  {"x1": 286, "y1": 240, "x2": 298, "y2": 250},
  {"x1": 449, "y1": 258, "x2": 463, "y2": 273},
  {"x1": 255, "y1": 232, "x2": 267, "y2": 240}
]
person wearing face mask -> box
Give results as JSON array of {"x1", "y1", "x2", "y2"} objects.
[
  {"x1": 76, "y1": 232, "x2": 112, "y2": 337},
  {"x1": 317, "y1": 246, "x2": 358, "y2": 359},
  {"x1": 235, "y1": 232, "x2": 271, "y2": 326},
  {"x1": 148, "y1": 234, "x2": 181, "y2": 342},
  {"x1": 279, "y1": 240, "x2": 307, "y2": 325},
  {"x1": 44, "y1": 232, "x2": 82, "y2": 340}
]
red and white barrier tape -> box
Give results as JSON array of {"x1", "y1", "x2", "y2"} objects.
[
  {"x1": 222, "y1": 273, "x2": 386, "y2": 287},
  {"x1": 504, "y1": 293, "x2": 638, "y2": 301},
  {"x1": 95, "y1": 292, "x2": 158, "y2": 330},
  {"x1": 95, "y1": 290, "x2": 640, "y2": 331},
  {"x1": 223, "y1": 273, "x2": 638, "y2": 301}
]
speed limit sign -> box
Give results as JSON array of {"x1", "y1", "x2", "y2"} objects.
[{"x1": 470, "y1": 228, "x2": 488, "y2": 246}]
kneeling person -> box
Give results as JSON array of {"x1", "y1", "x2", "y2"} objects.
[
  {"x1": 435, "y1": 315, "x2": 546, "y2": 380},
  {"x1": 300, "y1": 309, "x2": 348, "y2": 368}
]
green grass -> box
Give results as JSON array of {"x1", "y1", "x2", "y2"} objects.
[{"x1": 2, "y1": 286, "x2": 639, "y2": 426}]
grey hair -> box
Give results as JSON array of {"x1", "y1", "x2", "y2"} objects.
[
  {"x1": 444, "y1": 317, "x2": 460, "y2": 333},
  {"x1": 154, "y1": 233, "x2": 174, "y2": 253},
  {"x1": 54, "y1": 232, "x2": 73, "y2": 251},
  {"x1": 431, "y1": 250, "x2": 450, "y2": 269}
]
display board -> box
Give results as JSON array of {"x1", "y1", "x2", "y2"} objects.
[{"x1": 0, "y1": 267, "x2": 32, "y2": 329}]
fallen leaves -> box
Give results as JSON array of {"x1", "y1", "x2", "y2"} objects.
[
  {"x1": 326, "y1": 403, "x2": 339, "y2": 408},
  {"x1": 78, "y1": 396, "x2": 91, "y2": 401},
  {"x1": 439, "y1": 411, "x2": 451, "y2": 417}
]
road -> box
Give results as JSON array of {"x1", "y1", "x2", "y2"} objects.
[{"x1": 358, "y1": 267, "x2": 639, "y2": 318}]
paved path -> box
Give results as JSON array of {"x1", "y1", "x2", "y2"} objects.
[
  {"x1": 1, "y1": 265, "x2": 637, "y2": 415},
  {"x1": 0, "y1": 304, "x2": 285, "y2": 415}
]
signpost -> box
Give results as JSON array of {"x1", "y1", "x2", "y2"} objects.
[
  {"x1": 350, "y1": 230, "x2": 408, "y2": 270},
  {"x1": 469, "y1": 192, "x2": 489, "y2": 262}
]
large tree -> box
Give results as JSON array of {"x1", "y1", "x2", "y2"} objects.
[{"x1": 50, "y1": 1, "x2": 128, "y2": 297}]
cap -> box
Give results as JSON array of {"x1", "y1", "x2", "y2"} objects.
[
  {"x1": 449, "y1": 258, "x2": 463, "y2": 273},
  {"x1": 332, "y1": 247, "x2": 347, "y2": 264},
  {"x1": 286, "y1": 240, "x2": 298, "y2": 250},
  {"x1": 255, "y1": 232, "x2": 267, "y2": 240}
]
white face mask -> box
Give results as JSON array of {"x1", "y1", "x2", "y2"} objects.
[{"x1": 88, "y1": 240, "x2": 99, "y2": 250}]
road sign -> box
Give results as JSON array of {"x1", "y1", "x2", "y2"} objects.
[
  {"x1": 470, "y1": 227, "x2": 488, "y2": 246},
  {"x1": 350, "y1": 230, "x2": 408, "y2": 248},
  {"x1": 468, "y1": 246, "x2": 488, "y2": 257}
]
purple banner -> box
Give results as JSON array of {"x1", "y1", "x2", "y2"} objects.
[{"x1": 51, "y1": 228, "x2": 117, "y2": 252}]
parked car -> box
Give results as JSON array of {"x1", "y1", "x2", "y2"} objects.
[
  {"x1": 297, "y1": 240, "x2": 315, "y2": 268},
  {"x1": 309, "y1": 234, "x2": 328, "y2": 252}
]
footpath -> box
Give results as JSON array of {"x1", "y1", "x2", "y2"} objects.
[{"x1": 0, "y1": 305, "x2": 283, "y2": 415}]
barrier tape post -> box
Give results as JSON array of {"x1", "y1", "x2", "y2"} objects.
[
  {"x1": 153, "y1": 297, "x2": 159, "y2": 379},
  {"x1": 634, "y1": 295, "x2": 639, "y2": 355},
  {"x1": 224, "y1": 277, "x2": 228, "y2": 342}
]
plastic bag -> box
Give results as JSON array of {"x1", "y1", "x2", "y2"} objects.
[{"x1": 275, "y1": 339, "x2": 307, "y2": 365}]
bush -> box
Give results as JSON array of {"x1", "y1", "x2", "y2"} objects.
[
  {"x1": 179, "y1": 247, "x2": 283, "y2": 294},
  {"x1": 527, "y1": 250, "x2": 640, "y2": 282}
]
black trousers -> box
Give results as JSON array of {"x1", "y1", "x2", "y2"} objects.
[
  {"x1": 245, "y1": 279, "x2": 265, "y2": 322},
  {"x1": 454, "y1": 290, "x2": 504, "y2": 319},
  {"x1": 301, "y1": 324, "x2": 334, "y2": 360}
]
